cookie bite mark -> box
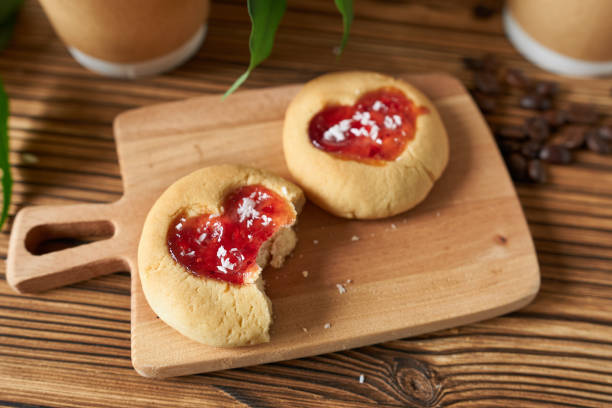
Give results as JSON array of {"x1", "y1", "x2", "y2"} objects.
[
  {"x1": 167, "y1": 185, "x2": 296, "y2": 285},
  {"x1": 308, "y1": 87, "x2": 429, "y2": 164}
]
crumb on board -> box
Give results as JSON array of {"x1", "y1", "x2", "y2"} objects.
[
  {"x1": 302, "y1": 270, "x2": 309, "y2": 278},
  {"x1": 436, "y1": 211, "x2": 440, "y2": 217},
  {"x1": 336, "y1": 283, "x2": 346, "y2": 294},
  {"x1": 351, "y1": 235, "x2": 360, "y2": 241},
  {"x1": 324, "y1": 323, "x2": 331, "y2": 329},
  {"x1": 313, "y1": 239, "x2": 319, "y2": 244},
  {"x1": 359, "y1": 374, "x2": 365, "y2": 384},
  {"x1": 390, "y1": 223, "x2": 397, "y2": 230},
  {"x1": 345, "y1": 279, "x2": 353, "y2": 284},
  {"x1": 302, "y1": 327, "x2": 308, "y2": 333}
]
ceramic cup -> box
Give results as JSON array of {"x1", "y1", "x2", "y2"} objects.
[
  {"x1": 503, "y1": 0, "x2": 612, "y2": 77},
  {"x1": 38, "y1": 0, "x2": 210, "y2": 78}
]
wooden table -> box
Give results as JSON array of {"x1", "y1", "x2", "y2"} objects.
[{"x1": 1, "y1": 1, "x2": 611, "y2": 406}]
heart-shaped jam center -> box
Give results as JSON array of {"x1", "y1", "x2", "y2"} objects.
[
  {"x1": 167, "y1": 185, "x2": 294, "y2": 285},
  {"x1": 308, "y1": 87, "x2": 428, "y2": 163}
]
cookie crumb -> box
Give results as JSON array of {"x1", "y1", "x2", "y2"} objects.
[
  {"x1": 351, "y1": 235, "x2": 360, "y2": 241},
  {"x1": 313, "y1": 239, "x2": 319, "y2": 245},
  {"x1": 336, "y1": 283, "x2": 346, "y2": 294},
  {"x1": 390, "y1": 223, "x2": 397, "y2": 230},
  {"x1": 324, "y1": 323, "x2": 331, "y2": 329},
  {"x1": 302, "y1": 327, "x2": 308, "y2": 333},
  {"x1": 359, "y1": 374, "x2": 365, "y2": 383},
  {"x1": 302, "y1": 270, "x2": 309, "y2": 278}
]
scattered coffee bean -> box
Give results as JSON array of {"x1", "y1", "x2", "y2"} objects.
[
  {"x1": 497, "y1": 124, "x2": 527, "y2": 139},
  {"x1": 567, "y1": 103, "x2": 598, "y2": 124},
  {"x1": 521, "y1": 140, "x2": 542, "y2": 159},
  {"x1": 505, "y1": 68, "x2": 530, "y2": 89},
  {"x1": 525, "y1": 117, "x2": 550, "y2": 141},
  {"x1": 550, "y1": 125, "x2": 586, "y2": 150},
  {"x1": 534, "y1": 80, "x2": 560, "y2": 97},
  {"x1": 585, "y1": 130, "x2": 611, "y2": 154},
  {"x1": 475, "y1": 71, "x2": 501, "y2": 94},
  {"x1": 473, "y1": 3, "x2": 497, "y2": 19},
  {"x1": 527, "y1": 159, "x2": 547, "y2": 183},
  {"x1": 462, "y1": 57, "x2": 483, "y2": 71},
  {"x1": 474, "y1": 92, "x2": 497, "y2": 113},
  {"x1": 539, "y1": 145, "x2": 572, "y2": 164},
  {"x1": 597, "y1": 125, "x2": 612, "y2": 141},
  {"x1": 507, "y1": 153, "x2": 528, "y2": 180},
  {"x1": 499, "y1": 139, "x2": 522, "y2": 154},
  {"x1": 541, "y1": 109, "x2": 568, "y2": 128}
]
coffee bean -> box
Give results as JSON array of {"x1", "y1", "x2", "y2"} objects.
[
  {"x1": 525, "y1": 117, "x2": 550, "y2": 141},
  {"x1": 539, "y1": 145, "x2": 572, "y2": 164},
  {"x1": 498, "y1": 139, "x2": 522, "y2": 154},
  {"x1": 528, "y1": 159, "x2": 547, "y2": 183},
  {"x1": 497, "y1": 124, "x2": 527, "y2": 139},
  {"x1": 473, "y1": 3, "x2": 496, "y2": 19},
  {"x1": 462, "y1": 57, "x2": 483, "y2": 71},
  {"x1": 519, "y1": 94, "x2": 539, "y2": 110},
  {"x1": 585, "y1": 130, "x2": 612, "y2": 154},
  {"x1": 597, "y1": 125, "x2": 612, "y2": 141},
  {"x1": 550, "y1": 125, "x2": 586, "y2": 149},
  {"x1": 534, "y1": 81, "x2": 560, "y2": 97},
  {"x1": 541, "y1": 109, "x2": 568, "y2": 128},
  {"x1": 505, "y1": 68, "x2": 530, "y2": 89},
  {"x1": 521, "y1": 140, "x2": 543, "y2": 158},
  {"x1": 474, "y1": 92, "x2": 496, "y2": 113},
  {"x1": 481, "y1": 54, "x2": 500, "y2": 73},
  {"x1": 507, "y1": 153, "x2": 528, "y2": 180},
  {"x1": 567, "y1": 103, "x2": 598, "y2": 124},
  {"x1": 475, "y1": 71, "x2": 501, "y2": 94}
]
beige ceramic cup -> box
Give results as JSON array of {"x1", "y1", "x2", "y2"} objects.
[
  {"x1": 504, "y1": 0, "x2": 612, "y2": 76},
  {"x1": 39, "y1": 0, "x2": 210, "y2": 78}
]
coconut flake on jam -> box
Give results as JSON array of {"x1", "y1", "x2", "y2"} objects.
[
  {"x1": 308, "y1": 87, "x2": 428, "y2": 163},
  {"x1": 167, "y1": 185, "x2": 294, "y2": 285}
]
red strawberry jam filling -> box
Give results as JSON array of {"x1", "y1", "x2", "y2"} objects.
[
  {"x1": 167, "y1": 185, "x2": 294, "y2": 285},
  {"x1": 308, "y1": 87, "x2": 428, "y2": 163}
]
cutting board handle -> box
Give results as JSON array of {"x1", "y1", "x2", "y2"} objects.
[{"x1": 7, "y1": 200, "x2": 132, "y2": 293}]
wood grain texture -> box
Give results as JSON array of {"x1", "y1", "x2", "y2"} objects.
[
  {"x1": 114, "y1": 75, "x2": 537, "y2": 377},
  {"x1": 1, "y1": 0, "x2": 611, "y2": 406}
]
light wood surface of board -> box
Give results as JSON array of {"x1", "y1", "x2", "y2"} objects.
[
  {"x1": 112, "y1": 73, "x2": 537, "y2": 377},
  {"x1": 3, "y1": 0, "x2": 611, "y2": 406}
]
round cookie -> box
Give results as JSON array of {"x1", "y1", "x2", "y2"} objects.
[
  {"x1": 138, "y1": 165, "x2": 305, "y2": 347},
  {"x1": 283, "y1": 71, "x2": 448, "y2": 219}
]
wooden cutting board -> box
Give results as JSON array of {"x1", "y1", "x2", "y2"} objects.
[{"x1": 7, "y1": 73, "x2": 540, "y2": 378}]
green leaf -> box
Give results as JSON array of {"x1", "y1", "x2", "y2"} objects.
[
  {"x1": 224, "y1": 0, "x2": 287, "y2": 98},
  {"x1": 334, "y1": 0, "x2": 353, "y2": 54},
  {"x1": 0, "y1": 78, "x2": 11, "y2": 229}
]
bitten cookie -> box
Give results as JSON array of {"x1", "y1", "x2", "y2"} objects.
[
  {"x1": 138, "y1": 165, "x2": 305, "y2": 347},
  {"x1": 283, "y1": 71, "x2": 448, "y2": 219}
]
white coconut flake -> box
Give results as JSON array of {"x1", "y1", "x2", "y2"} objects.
[
  {"x1": 175, "y1": 223, "x2": 183, "y2": 231},
  {"x1": 359, "y1": 374, "x2": 365, "y2": 384},
  {"x1": 195, "y1": 232, "x2": 207, "y2": 244},
  {"x1": 336, "y1": 283, "x2": 346, "y2": 294},
  {"x1": 384, "y1": 116, "x2": 396, "y2": 129},
  {"x1": 261, "y1": 215, "x2": 272, "y2": 226},
  {"x1": 281, "y1": 186, "x2": 288, "y2": 197},
  {"x1": 324, "y1": 323, "x2": 331, "y2": 329},
  {"x1": 237, "y1": 197, "x2": 259, "y2": 222},
  {"x1": 393, "y1": 114, "x2": 402, "y2": 126},
  {"x1": 372, "y1": 101, "x2": 386, "y2": 111},
  {"x1": 217, "y1": 246, "x2": 227, "y2": 258},
  {"x1": 185, "y1": 250, "x2": 195, "y2": 257}
]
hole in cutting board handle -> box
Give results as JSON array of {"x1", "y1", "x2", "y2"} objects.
[{"x1": 24, "y1": 220, "x2": 115, "y2": 256}]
